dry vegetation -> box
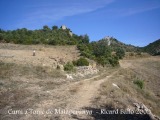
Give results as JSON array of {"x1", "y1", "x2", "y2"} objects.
[
  {"x1": 89, "y1": 57, "x2": 160, "y2": 119},
  {"x1": 0, "y1": 44, "x2": 80, "y2": 120},
  {"x1": 0, "y1": 43, "x2": 160, "y2": 120},
  {"x1": 0, "y1": 43, "x2": 79, "y2": 68}
]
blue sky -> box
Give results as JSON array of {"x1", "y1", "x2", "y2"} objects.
[{"x1": 0, "y1": 0, "x2": 160, "y2": 47}]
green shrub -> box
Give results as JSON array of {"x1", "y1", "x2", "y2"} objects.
[
  {"x1": 108, "y1": 57, "x2": 119, "y2": 67},
  {"x1": 32, "y1": 39, "x2": 40, "y2": 44},
  {"x1": 72, "y1": 60, "x2": 77, "y2": 66},
  {"x1": 96, "y1": 56, "x2": 109, "y2": 67},
  {"x1": 73, "y1": 58, "x2": 89, "y2": 66},
  {"x1": 64, "y1": 62, "x2": 74, "y2": 71},
  {"x1": 134, "y1": 79, "x2": 144, "y2": 89},
  {"x1": 48, "y1": 39, "x2": 58, "y2": 45},
  {"x1": 80, "y1": 51, "x2": 93, "y2": 59},
  {"x1": 116, "y1": 48, "x2": 125, "y2": 59}
]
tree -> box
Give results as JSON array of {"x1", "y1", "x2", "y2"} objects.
[
  {"x1": 79, "y1": 34, "x2": 89, "y2": 44},
  {"x1": 43, "y1": 25, "x2": 51, "y2": 32},
  {"x1": 0, "y1": 33, "x2": 4, "y2": 40},
  {"x1": 0, "y1": 29, "x2": 6, "y2": 41},
  {"x1": 93, "y1": 43, "x2": 111, "y2": 57},
  {"x1": 52, "y1": 25, "x2": 58, "y2": 30}
]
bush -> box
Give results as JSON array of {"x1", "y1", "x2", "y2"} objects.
[
  {"x1": 116, "y1": 48, "x2": 125, "y2": 59},
  {"x1": 64, "y1": 62, "x2": 74, "y2": 71},
  {"x1": 80, "y1": 51, "x2": 93, "y2": 59},
  {"x1": 108, "y1": 57, "x2": 119, "y2": 67},
  {"x1": 32, "y1": 39, "x2": 40, "y2": 44},
  {"x1": 48, "y1": 39, "x2": 58, "y2": 45},
  {"x1": 96, "y1": 56, "x2": 109, "y2": 67},
  {"x1": 73, "y1": 58, "x2": 89, "y2": 66},
  {"x1": 133, "y1": 79, "x2": 144, "y2": 89}
]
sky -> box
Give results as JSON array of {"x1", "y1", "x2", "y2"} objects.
[{"x1": 0, "y1": 0, "x2": 160, "y2": 47}]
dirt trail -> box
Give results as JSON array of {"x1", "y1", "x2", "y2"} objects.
[
  {"x1": 66, "y1": 71, "x2": 118, "y2": 110},
  {"x1": 67, "y1": 78, "x2": 105, "y2": 109}
]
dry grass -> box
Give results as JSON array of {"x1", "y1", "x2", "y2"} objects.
[
  {"x1": 0, "y1": 43, "x2": 80, "y2": 68},
  {"x1": 93, "y1": 57, "x2": 160, "y2": 117},
  {"x1": 69, "y1": 82, "x2": 84, "y2": 94},
  {"x1": 0, "y1": 61, "x2": 68, "y2": 119},
  {"x1": 0, "y1": 62, "x2": 65, "y2": 79},
  {"x1": 125, "y1": 52, "x2": 150, "y2": 59},
  {"x1": 0, "y1": 43, "x2": 82, "y2": 120},
  {"x1": 1, "y1": 43, "x2": 160, "y2": 119}
]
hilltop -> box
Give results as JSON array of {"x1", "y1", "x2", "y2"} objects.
[{"x1": 95, "y1": 36, "x2": 138, "y2": 52}]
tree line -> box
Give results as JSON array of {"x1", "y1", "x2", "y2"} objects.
[
  {"x1": 0, "y1": 25, "x2": 126, "y2": 67},
  {"x1": 0, "y1": 25, "x2": 89, "y2": 45}
]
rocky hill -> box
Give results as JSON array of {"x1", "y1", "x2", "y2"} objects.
[{"x1": 97, "y1": 36, "x2": 138, "y2": 52}]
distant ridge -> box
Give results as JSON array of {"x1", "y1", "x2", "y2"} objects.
[{"x1": 143, "y1": 39, "x2": 160, "y2": 55}]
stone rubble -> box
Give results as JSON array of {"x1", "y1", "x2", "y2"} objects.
[{"x1": 133, "y1": 103, "x2": 160, "y2": 120}]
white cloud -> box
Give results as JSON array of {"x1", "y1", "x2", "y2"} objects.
[{"x1": 16, "y1": 0, "x2": 114, "y2": 29}]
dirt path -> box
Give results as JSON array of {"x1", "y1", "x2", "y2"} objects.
[
  {"x1": 67, "y1": 78, "x2": 106, "y2": 109},
  {"x1": 66, "y1": 70, "x2": 118, "y2": 110}
]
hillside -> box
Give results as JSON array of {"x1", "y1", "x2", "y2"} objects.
[
  {"x1": 0, "y1": 43, "x2": 79, "y2": 68},
  {"x1": 97, "y1": 37, "x2": 138, "y2": 52},
  {"x1": 0, "y1": 25, "x2": 160, "y2": 120},
  {"x1": 0, "y1": 26, "x2": 159, "y2": 57},
  {"x1": 0, "y1": 43, "x2": 160, "y2": 120},
  {"x1": 0, "y1": 25, "x2": 131, "y2": 67},
  {"x1": 143, "y1": 39, "x2": 160, "y2": 55}
]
